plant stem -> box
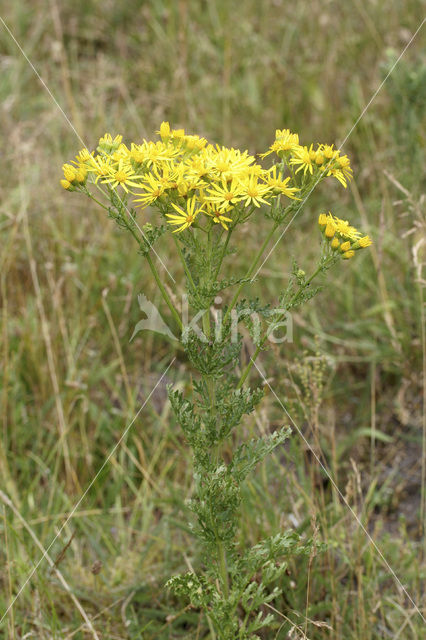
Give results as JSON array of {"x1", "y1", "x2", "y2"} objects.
[
  {"x1": 218, "y1": 541, "x2": 229, "y2": 598},
  {"x1": 86, "y1": 191, "x2": 109, "y2": 211},
  {"x1": 145, "y1": 253, "x2": 183, "y2": 330},
  {"x1": 236, "y1": 261, "x2": 329, "y2": 389},
  {"x1": 173, "y1": 235, "x2": 198, "y2": 296},
  {"x1": 223, "y1": 221, "x2": 278, "y2": 326},
  {"x1": 108, "y1": 200, "x2": 183, "y2": 332},
  {"x1": 212, "y1": 227, "x2": 232, "y2": 282},
  {"x1": 206, "y1": 615, "x2": 217, "y2": 639},
  {"x1": 201, "y1": 249, "x2": 230, "y2": 603}
]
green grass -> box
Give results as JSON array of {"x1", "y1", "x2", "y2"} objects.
[{"x1": 0, "y1": 1, "x2": 425, "y2": 637}]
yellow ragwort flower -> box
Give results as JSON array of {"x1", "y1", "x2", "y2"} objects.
[
  {"x1": 204, "y1": 203, "x2": 233, "y2": 230},
  {"x1": 157, "y1": 121, "x2": 171, "y2": 141},
  {"x1": 206, "y1": 176, "x2": 243, "y2": 211},
  {"x1": 166, "y1": 197, "x2": 203, "y2": 233},
  {"x1": 62, "y1": 163, "x2": 77, "y2": 182},
  {"x1": 238, "y1": 173, "x2": 272, "y2": 208},
  {"x1": 133, "y1": 173, "x2": 166, "y2": 208},
  {"x1": 264, "y1": 167, "x2": 300, "y2": 199},
  {"x1": 101, "y1": 158, "x2": 143, "y2": 192},
  {"x1": 290, "y1": 144, "x2": 315, "y2": 176},
  {"x1": 358, "y1": 235, "x2": 373, "y2": 248},
  {"x1": 261, "y1": 128, "x2": 300, "y2": 157}
]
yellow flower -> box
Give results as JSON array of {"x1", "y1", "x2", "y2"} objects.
[
  {"x1": 319, "y1": 213, "x2": 372, "y2": 257},
  {"x1": 208, "y1": 145, "x2": 256, "y2": 179},
  {"x1": 170, "y1": 128, "x2": 185, "y2": 143},
  {"x1": 320, "y1": 144, "x2": 338, "y2": 160},
  {"x1": 60, "y1": 179, "x2": 72, "y2": 190},
  {"x1": 264, "y1": 167, "x2": 300, "y2": 199},
  {"x1": 204, "y1": 204, "x2": 233, "y2": 230},
  {"x1": 261, "y1": 129, "x2": 300, "y2": 157},
  {"x1": 340, "y1": 241, "x2": 351, "y2": 252},
  {"x1": 132, "y1": 141, "x2": 179, "y2": 168},
  {"x1": 318, "y1": 213, "x2": 328, "y2": 227},
  {"x1": 75, "y1": 166, "x2": 87, "y2": 183},
  {"x1": 157, "y1": 121, "x2": 171, "y2": 141},
  {"x1": 98, "y1": 133, "x2": 123, "y2": 154},
  {"x1": 185, "y1": 157, "x2": 213, "y2": 182},
  {"x1": 101, "y1": 158, "x2": 143, "y2": 192},
  {"x1": 358, "y1": 235, "x2": 372, "y2": 248},
  {"x1": 75, "y1": 148, "x2": 93, "y2": 164},
  {"x1": 238, "y1": 173, "x2": 272, "y2": 208},
  {"x1": 62, "y1": 163, "x2": 77, "y2": 182},
  {"x1": 333, "y1": 217, "x2": 361, "y2": 241},
  {"x1": 325, "y1": 223, "x2": 335, "y2": 239},
  {"x1": 206, "y1": 176, "x2": 243, "y2": 210},
  {"x1": 316, "y1": 145, "x2": 353, "y2": 187},
  {"x1": 166, "y1": 197, "x2": 203, "y2": 233},
  {"x1": 133, "y1": 172, "x2": 166, "y2": 208},
  {"x1": 184, "y1": 134, "x2": 207, "y2": 151},
  {"x1": 290, "y1": 144, "x2": 315, "y2": 176}
]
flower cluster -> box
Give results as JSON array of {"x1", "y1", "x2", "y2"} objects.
[
  {"x1": 61, "y1": 122, "x2": 355, "y2": 234},
  {"x1": 262, "y1": 129, "x2": 353, "y2": 188},
  {"x1": 318, "y1": 212, "x2": 372, "y2": 259}
]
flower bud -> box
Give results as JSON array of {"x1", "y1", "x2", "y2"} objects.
[
  {"x1": 318, "y1": 213, "x2": 328, "y2": 228},
  {"x1": 325, "y1": 223, "x2": 335, "y2": 239},
  {"x1": 359, "y1": 235, "x2": 372, "y2": 248},
  {"x1": 62, "y1": 163, "x2": 76, "y2": 182},
  {"x1": 75, "y1": 167, "x2": 87, "y2": 183},
  {"x1": 340, "y1": 241, "x2": 351, "y2": 252},
  {"x1": 159, "y1": 121, "x2": 171, "y2": 141}
]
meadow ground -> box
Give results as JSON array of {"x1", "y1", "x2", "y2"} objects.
[{"x1": 0, "y1": 1, "x2": 425, "y2": 638}]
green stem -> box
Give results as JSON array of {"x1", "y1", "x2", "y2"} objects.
[
  {"x1": 173, "y1": 235, "x2": 198, "y2": 296},
  {"x1": 212, "y1": 227, "x2": 232, "y2": 282},
  {"x1": 218, "y1": 541, "x2": 230, "y2": 598},
  {"x1": 108, "y1": 200, "x2": 183, "y2": 332},
  {"x1": 223, "y1": 221, "x2": 278, "y2": 326},
  {"x1": 145, "y1": 253, "x2": 183, "y2": 330},
  {"x1": 206, "y1": 615, "x2": 217, "y2": 639},
  {"x1": 86, "y1": 191, "x2": 109, "y2": 211},
  {"x1": 201, "y1": 252, "x2": 230, "y2": 602},
  {"x1": 236, "y1": 261, "x2": 329, "y2": 389}
]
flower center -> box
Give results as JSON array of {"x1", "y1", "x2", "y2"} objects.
[{"x1": 115, "y1": 171, "x2": 127, "y2": 183}]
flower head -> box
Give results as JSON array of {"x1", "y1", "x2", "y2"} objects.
[
  {"x1": 101, "y1": 158, "x2": 143, "y2": 192},
  {"x1": 206, "y1": 176, "x2": 243, "y2": 211},
  {"x1": 238, "y1": 173, "x2": 272, "y2": 208},
  {"x1": 261, "y1": 128, "x2": 300, "y2": 158},
  {"x1": 290, "y1": 144, "x2": 315, "y2": 176},
  {"x1": 264, "y1": 167, "x2": 300, "y2": 199},
  {"x1": 204, "y1": 203, "x2": 233, "y2": 230},
  {"x1": 166, "y1": 197, "x2": 203, "y2": 233}
]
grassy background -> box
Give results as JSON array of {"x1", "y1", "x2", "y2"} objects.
[{"x1": 0, "y1": 1, "x2": 425, "y2": 637}]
